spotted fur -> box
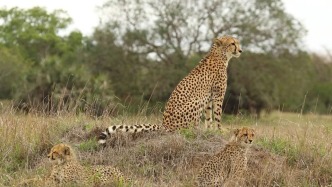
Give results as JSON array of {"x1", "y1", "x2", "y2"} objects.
[
  {"x1": 197, "y1": 127, "x2": 255, "y2": 187},
  {"x1": 99, "y1": 36, "x2": 242, "y2": 145}
]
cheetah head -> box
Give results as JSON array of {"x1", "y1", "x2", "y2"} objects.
[
  {"x1": 214, "y1": 36, "x2": 242, "y2": 58},
  {"x1": 47, "y1": 143, "x2": 76, "y2": 164},
  {"x1": 233, "y1": 127, "x2": 255, "y2": 145}
]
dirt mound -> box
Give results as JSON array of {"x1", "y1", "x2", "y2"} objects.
[{"x1": 71, "y1": 128, "x2": 286, "y2": 186}]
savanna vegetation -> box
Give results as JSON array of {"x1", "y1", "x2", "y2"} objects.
[
  {"x1": 0, "y1": 107, "x2": 331, "y2": 186},
  {"x1": 0, "y1": 0, "x2": 331, "y2": 186}
]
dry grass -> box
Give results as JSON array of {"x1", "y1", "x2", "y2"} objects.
[
  {"x1": 254, "y1": 112, "x2": 332, "y2": 186},
  {"x1": 0, "y1": 104, "x2": 331, "y2": 186}
]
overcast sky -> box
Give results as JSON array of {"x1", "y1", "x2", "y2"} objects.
[{"x1": 0, "y1": 0, "x2": 331, "y2": 55}]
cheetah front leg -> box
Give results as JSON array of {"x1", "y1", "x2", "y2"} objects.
[
  {"x1": 204, "y1": 99, "x2": 213, "y2": 129},
  {"x1": 212, "y1": 96, "x2": 224, "y2": 130},
  {"x1": 211, "y1": 83, "x2": 226, "y2": 130},
  {"x1": 205, "y1": 94, "x2": 225, "y2": 130}
]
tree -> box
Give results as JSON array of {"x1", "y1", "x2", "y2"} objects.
[
  {"x1": 0, "y1": 47, "x2": 29, "y2": 99},
  {"x1": 0, "y1": 7, "x2": 72, "y2": 62},
  {"x1": 0, "y1": 7, "x2": 114, "y2": 114},
  {"x1": 225, "y1": 52, "x2": 315, "y2": 116},
  {"x1": 101, "y1": 0, "x2": 305, "y2": 61},
  {"x1": 84, "y1": 27, "x2": 146, "y2": 100},
  {"x1": 96, "y1": 0, "x2": 307, "y2": 113},
  {"x1": 306, "y1": 54, "x2": 332, "y2": 114}
]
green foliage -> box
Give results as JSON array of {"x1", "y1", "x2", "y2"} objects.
[
  {"x1": 257, "y1": 137, "x2": 299, "y2": 165},
  {"x1": 84, "y1": 123, "x2": 95, "y2": 132},
  {"x1": 0, "y1": 7, "x2": 72, "y2": 62},
  {"x1": 78, "y1": 139, "x2": 99, "y2": 152},
  {"x1": 0, "y1": 3, "x2": 331, "y2": 116},
  {"x1": 307, "y1": 83, "x2": 332, "y2": 114},
  {"x1": 0, "y1": 7, "x2": 115, "y2": 114},
  {"x1": 179, "y1": 128, "x2": 197, "y2": 140},
  {"x1": 0, "y1": 47, "x2": 29, "y2": 99},
  {"x1": 84, "y1": 27, "x2": 144, "y2": 101},
  {"x1": 225, "y1": 51, "x2": 316, "y2": 116},
  {"x1": 306, "y1": 55, "x2": 332, "y2": 114}
]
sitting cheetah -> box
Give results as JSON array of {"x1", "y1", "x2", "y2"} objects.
[
  {"x1": 197, "y1": 127, "x2": 255, "y2": 187},
  {"x1": 99, "y1": 36, "x2": 242, "y2": 145},
  {"x1": 18, "y1": 143, "x2": 131, "y2": 186}
]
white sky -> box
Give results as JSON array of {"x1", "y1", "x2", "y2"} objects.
[
  {"x1": 283, "y1": 0, "x2": 332, "y2": 54},
  {"x1": 0, "y1": 0, "x2": 331, "y2": 55}
]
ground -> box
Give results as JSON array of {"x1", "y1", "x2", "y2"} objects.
[{"x1": 0, "y1": 105, "x2": 331, "y2": 186}]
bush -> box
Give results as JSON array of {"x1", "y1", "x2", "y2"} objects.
[{"x1": 0, "y1": 47, "x2": 29, "y2": 99}]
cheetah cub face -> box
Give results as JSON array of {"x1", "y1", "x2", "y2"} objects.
[
  {"x1": 47, "y1": 143, "x2": 75, "y2": 165},
  {"x1": 232, "y1": 127, "x2": 255, "y2": 146}
]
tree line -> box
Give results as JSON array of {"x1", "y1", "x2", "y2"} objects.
[{"x1": 0, "y1": 0, "x2": 331, "y2": 116}]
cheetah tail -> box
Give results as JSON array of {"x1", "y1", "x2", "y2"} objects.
[{"x1": 98, "y1": 124, "x2": 161, "y2": 145}]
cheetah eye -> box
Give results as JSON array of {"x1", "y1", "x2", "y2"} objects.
[
  {"x1": 231, "y1": 42, "x2": 235, "y2": 45},
  {"x1": 243, "y1": 133, "x2": 248, "y2": 136}
]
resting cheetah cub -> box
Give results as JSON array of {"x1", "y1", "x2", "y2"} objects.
[
  {"x1": 18, "y1": 143, "x2": 131, "y2": 186},
  {"x1": 197, "y1": 127, "x2": 255, "y2": 187},
  {"x1": 46, "y1": 143, "x2": 131, "y2": 186}
]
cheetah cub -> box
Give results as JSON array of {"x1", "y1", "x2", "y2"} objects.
[
  {"x1": 46, "y1": 143, "x2": 131, "y2": 186},
  {"x1": 18, "y1": 143, "x2": 131, "y2": 186},
  {"x1": 197, "y1": 127, "x2": 255, "y2": 187}
]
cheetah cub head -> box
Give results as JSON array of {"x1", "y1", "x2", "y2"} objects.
[
  {"x1": 232, "y1": 127, "x2": 255, "y2": 146},
  {"x1": 47, "y1": 143, "x2": 76, "y2": 165},
  {"x1": 214, "y1": 36, "x2": 242, "y2": 58}
]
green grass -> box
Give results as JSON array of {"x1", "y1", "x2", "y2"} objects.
[
  {"x1": 257, "y1": 137, "x2": 300, "y2": 165},
  {"x1": 179, "y1": 128, "x2": 197, "y2": 140},
  {"x1": 78, "y1": 138, "x2": 99, "y2": 152}
]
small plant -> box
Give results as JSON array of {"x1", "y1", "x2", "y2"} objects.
[
  {"x1": 112, "y1": 177, "x2": 133, "y2": 187},
  {"x1": 84, "y1": 123, "x2": 95, "y2": 131},
  {"x1": 78, "y1": 139, "x2": 98, "y2": 152},
  {"x1": 179, "y1": 128, "x2": 196, "y2": 140},
  {"x1": 257, "y1": 137, "x2": 299, "y2": 165}
]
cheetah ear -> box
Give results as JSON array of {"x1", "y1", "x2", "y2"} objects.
[
  {"x1": 213, "y1": 38, "x2": 222, "y2": 47},
  {"x1": 64, "y1": 146, "x2": 71, "y2": 156},
  {"x1": 234, "y1": 128, "x2": 240, "y2": 136}
]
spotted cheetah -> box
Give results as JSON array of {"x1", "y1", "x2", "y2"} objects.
[
  {"x1": 99, "y1": 36, "x2": 242, "y2": 145},
  {"x1": 18, "y1": 143, "x2": 131, "y2": 186},
  {"x1": 197, "y1": 127, "x2": 255, "y2": 187}
]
